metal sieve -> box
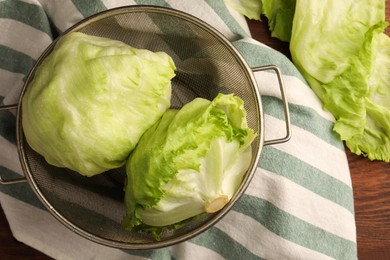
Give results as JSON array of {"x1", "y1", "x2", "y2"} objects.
[{"x1": 0, "y1": 5, "x2": 290, "y2": 249}]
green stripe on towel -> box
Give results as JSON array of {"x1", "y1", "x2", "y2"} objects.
[
  {"x1": 259, "y1": 146, "x2": 354, "y2": 213},
  {"x1": 0, "y1": 0, "x2": 55, "y2": 38},
  {"x1": 123, "y1": 248, "x2": 171, "y2": 259},
  {"x1": 136, "y1": 0, "x2": 210, "y2": 60},
  {"x1": 205, "y1": 0, "x2": 249, "y2": 38},
  {"x1": 262, "y1": 95, "x2": 344, "y2": 150},
  {"x1": 233, "y1": 40, "x2": 306, "y2": 81},
  {"x1": 191, "y1": 227, "x2": 264, "y2": 260},
  {"x1": 70, "y1": 0, "x2": 107, "y2": 18},
  {"x1": 0, "y1": 166, "x2": 44, "y2": 210},
  {"x1": 135, "y1": 0, "x2": 171, "y2": 7},
  {"x1": 0, "y1": 45, "x2": 36, "y2": 75},
  {"x1": 235, "y1": 195, "x2": 357, "y2": 260},
  {"x1": 0, "y1": 110, "x2": 16, "y2": 145}
]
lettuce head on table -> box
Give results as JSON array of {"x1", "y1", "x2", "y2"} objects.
[{"x1": 226, "y1": 0, "x2": 390, "y2": 161}]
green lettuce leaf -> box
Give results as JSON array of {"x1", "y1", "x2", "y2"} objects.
[
  {"x1": 290, "y1": 0, "x2": 390, "y2": 161},
  {"x1": 225, "y1": 0, "x2": 295, "y2": 42},
  {"x1": 22, "y1": 32, "x2": 176, "y2": 176},
  {"x1": 261, "y1": 0, "x2": 295, "y2": 42},
  {"x1": 225, "y1": 0, "x2": 263, "y2": 20},
  {"x1": 226, "y1": 0, "x2": 390, "y2": 161},
  {"x1": 122, "y1": 93, "x2": 256, "y2": 231}
]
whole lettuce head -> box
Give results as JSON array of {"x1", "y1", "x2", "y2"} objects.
[
  {"x1": 22, "y1": 32, "x2": 176, "y2": 176},
  {"x1": 122, "y1": 93, "x2": 256, "y2": 234}
]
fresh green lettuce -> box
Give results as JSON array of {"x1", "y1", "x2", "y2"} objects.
[
  {"x1": 260, "y1": 0, "x2": 295, "y2": 42},
  {"x1": 225, "y1": 0, "x2": 262, "y2": 20},
  {"x1": 226, "y1": 0, "x2": 390, "y2": 161},
  {"x1": 290, "y1": 0, "x2": 390, "y2": 161},
  {"x1": 122, "y1": 94, "x2": 256, "y2": 232},
  {"x1": 22, "y1": 32, "x2": 176, "y2": 176},
  {"x1": 226, "y1": 0, "x2": 295, "y2": 42}
]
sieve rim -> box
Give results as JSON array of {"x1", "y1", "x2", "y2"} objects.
[{"x1": 16, "y1": 5, "x2": 265, "y2": 250}]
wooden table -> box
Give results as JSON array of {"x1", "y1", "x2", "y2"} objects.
[{"x1": 1, "y1": 4, "x2": 389, "y2": 260}]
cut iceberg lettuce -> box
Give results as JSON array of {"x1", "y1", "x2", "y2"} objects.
[{"x1": 122, "y1": 94, "x2": 256, "y2": 234}]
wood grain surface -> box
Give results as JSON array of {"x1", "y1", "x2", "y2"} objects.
[{"x1": 1, "y1": 3, "x2": 389, "y2": 259}]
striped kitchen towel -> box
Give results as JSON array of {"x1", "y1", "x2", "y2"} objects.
[{"x1": 0, "y1": 0, "x2": 357, "y2": 259}]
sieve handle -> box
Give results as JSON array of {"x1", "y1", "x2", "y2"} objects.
[
  {"x1": 252, "y1": 65, "x2": 291, "y2": 146},
  {"x1": 0, "y1": 103, "x2": 27, "y2": 184}
]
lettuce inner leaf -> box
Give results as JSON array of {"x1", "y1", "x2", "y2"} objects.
[{"x1": 122, "y1": 93, "x2": 256, "y2": 231}]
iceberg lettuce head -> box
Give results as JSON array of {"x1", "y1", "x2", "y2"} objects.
[{"x1": 22, "y1": 32, "x2": 176, "y2": 176}]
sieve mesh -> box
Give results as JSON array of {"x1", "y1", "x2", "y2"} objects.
[{"x1": 17, "y1": 6, "x2": 263, "y2": 249}]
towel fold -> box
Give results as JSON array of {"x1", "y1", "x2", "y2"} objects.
[{"x1": 0, "y1": 0, "x2": 357, "y2": 259}]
